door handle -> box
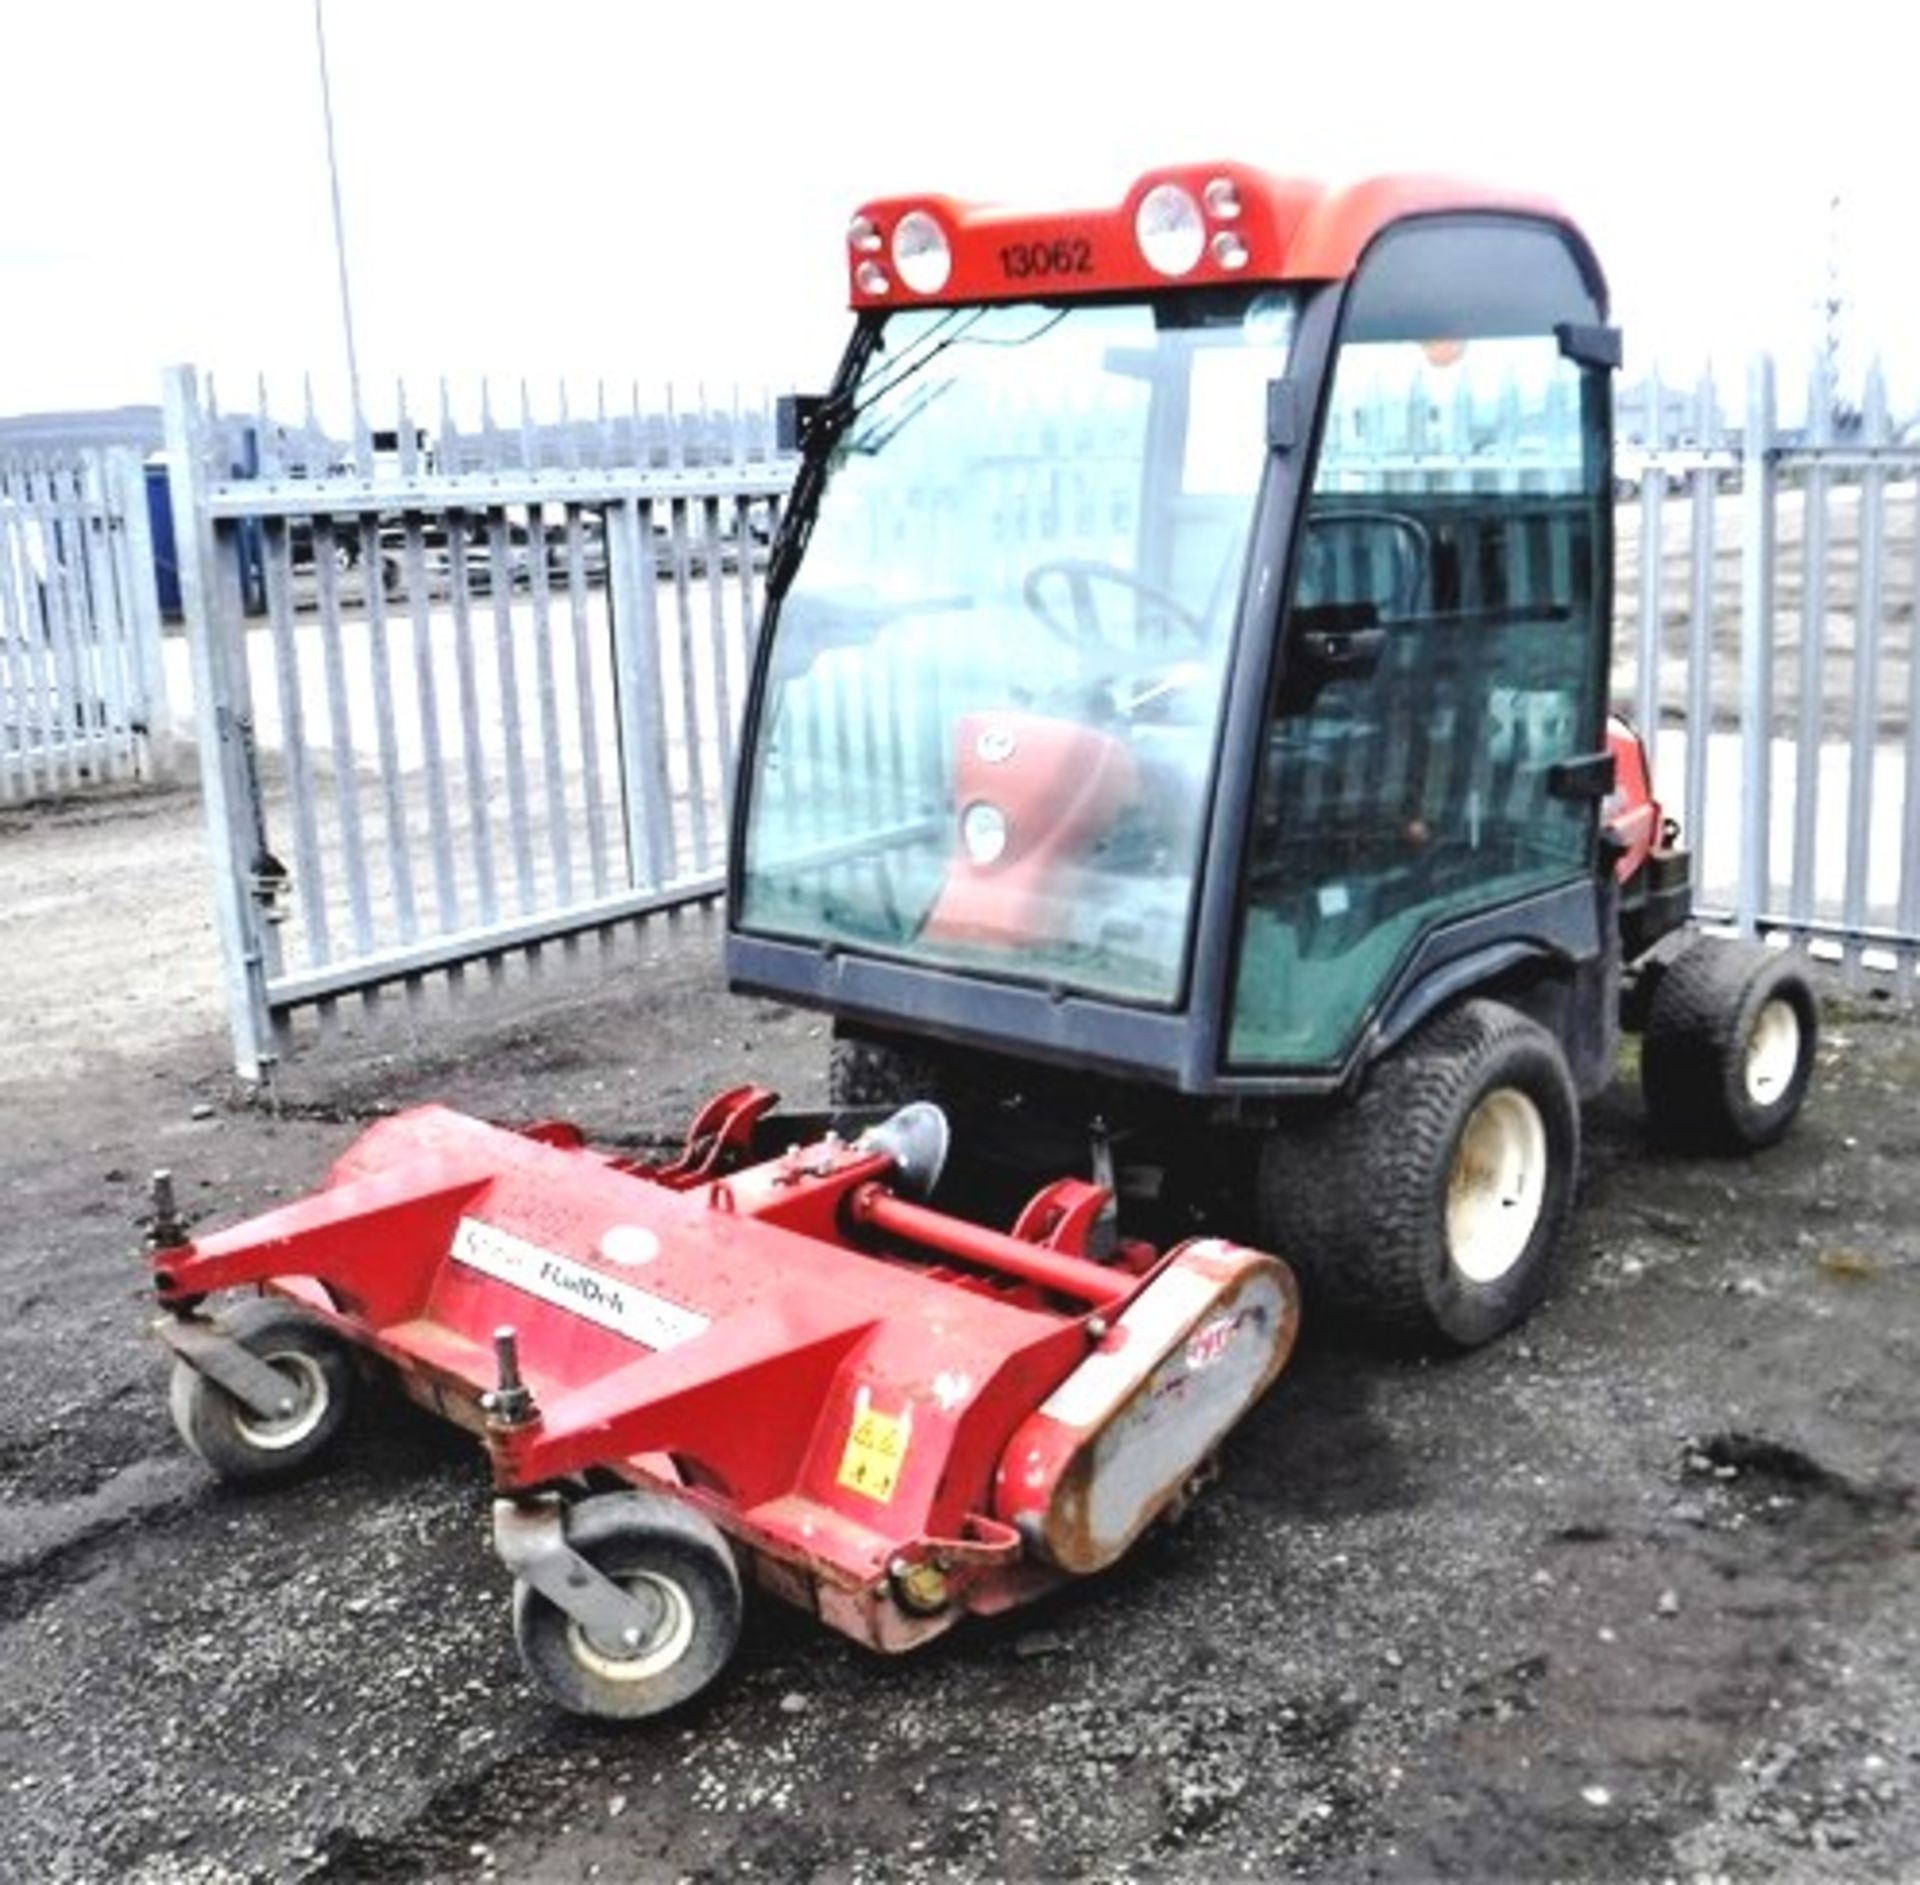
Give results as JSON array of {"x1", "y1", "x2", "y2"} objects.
[{"x1": 1297, "y1": 626, "x2": 1386, "y2": 678}]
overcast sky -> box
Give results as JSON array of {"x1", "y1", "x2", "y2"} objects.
[{"x1": 3, "y1": 0, "x2": 1914, "y2": 430}]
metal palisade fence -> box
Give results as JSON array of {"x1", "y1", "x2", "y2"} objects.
[
  {"x1": 1612, "y1": 358, "x2": 1919, "y2": 991},
  {"x1": 161, "y1": 354, "x2": 1919, "y2": 1079},
  {"x1": 1, "y1": 448, "x2": 167, "y2": 801},
  {"x1": 160, "y1": 365, "x2": 788, "y2": 1078}
]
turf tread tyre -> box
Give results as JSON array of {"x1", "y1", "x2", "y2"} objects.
[
  {"x1": 1258, "y1": 1000, "x2": 1579, "y2": 1351},
  {"x1": 1641, "y1": 939, "x2": 1817, "y2": 1151},
  {"x1": 167, "y1": 1295, "x2": 355, "y2": 1485},
  {"x1": 511, "y1": 1491, "x2": 742, "y2": 1721},
  {"x1": 828, "y1": 1026, "x2": 948, "y2": 1110}
]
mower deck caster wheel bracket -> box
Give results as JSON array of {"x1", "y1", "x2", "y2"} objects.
[
  {"x1": 508, "y1": 1490, "x2": 743, "y2": 1721},
  {"x1": 167, "y1": 1296, "x2": 356, "y2": 1484}
]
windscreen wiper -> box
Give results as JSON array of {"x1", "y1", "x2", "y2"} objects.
[{"x1": 767, "y1": 305, "x2": 1071, "y2": 599}]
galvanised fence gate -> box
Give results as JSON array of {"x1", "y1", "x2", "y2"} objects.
[
  {"x1": 162, "y1": 366, "x2": 788, "y2": 1078},
  {"x1": 168, "y1": 354, "x2": 1918, "y2": 1078},
  {"x1": 1, "y1": 449, "x2": 166, "y2": 802}
]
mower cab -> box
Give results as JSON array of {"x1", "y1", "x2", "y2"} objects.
[{"x1": 732, "y1": 163, "x2": 1628, "y2": 1089}]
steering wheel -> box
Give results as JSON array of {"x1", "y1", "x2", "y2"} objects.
[{"x1": 1022, "y1": 558, "x2": 1210, "y2": 656}]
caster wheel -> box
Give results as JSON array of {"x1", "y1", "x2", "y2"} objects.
[
  {"x1": 511, "y1": 1491, "x2": 742, "y2": 1720},
  {"x1": 168, "y1": 1295, "x2": 355, "y2": 1485}
]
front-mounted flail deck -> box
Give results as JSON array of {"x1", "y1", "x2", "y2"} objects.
[{"x1": 149, "y1": 1088, "x2": 1298, "y2": 1718}]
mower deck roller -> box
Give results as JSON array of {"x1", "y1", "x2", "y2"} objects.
[{"x1": 151, "y1": 1089, "x2": 1299, "y2": 1718}]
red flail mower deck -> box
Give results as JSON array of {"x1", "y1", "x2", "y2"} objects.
[{"x1": 148, "y1": 1090, "x2": 1298, "y2": 1718}]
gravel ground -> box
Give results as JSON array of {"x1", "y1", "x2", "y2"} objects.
[{"x1": 1, "y1": 786, "x2": 1916, "y2": 1884}]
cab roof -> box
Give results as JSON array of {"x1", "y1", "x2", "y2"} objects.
[{"x1": 845, "y1": 161, "x2": 1598, "y2": 310}]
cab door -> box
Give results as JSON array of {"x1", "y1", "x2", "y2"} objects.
[{"x1": 1228, "y1": 217, "x2": 1612, "y2": 1070}]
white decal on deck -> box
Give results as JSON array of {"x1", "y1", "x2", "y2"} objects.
[{"x1": 451, "y1": 1217, "x2": 709, "y2": 1349}]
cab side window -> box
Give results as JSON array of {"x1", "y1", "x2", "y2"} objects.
[{"x1": 1228, "y1": 220, "x2": 1609, "y2": 1069}]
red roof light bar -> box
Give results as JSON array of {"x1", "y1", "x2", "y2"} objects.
[{"x1": 846, "y1": 161, "x2": 1573, "y2": 309}]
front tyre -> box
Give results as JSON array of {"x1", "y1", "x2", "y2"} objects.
[
  {"x1": 1258, "y1": 1000, "x2": 1580, "y2": 1350},
  {"x1": 167, "y1": 1295, "x2": 355, "y2": 1484},
  {"x1": 1641, "y1": 939, "x2": 1818, "y2": 1151},
  {"x1": 511, "y1": 1492, "x2": 742, "y2": 1721}
]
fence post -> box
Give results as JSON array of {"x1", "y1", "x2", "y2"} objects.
[
  {"x1": 108, "y1": 448, "x2": 171, "y2": 781},
  {"x1": 1681, "y1": 368, "x2": 1717, "y2": 859},
  {"x1": 1788, "y1": 357, "x2": 1831, "y2": 943},
  {"x1": 0, "y1": 457, "x2": 29, "y2": 802},
  {"x1": 1634, "y1": 367, "x2": 1664, "y2": 743},
  {"x1": 606, "y1": 495, "x2": 676, "y2": 890},
  {"x1": 1736, "y1": 357, "x2": 1777, "y2": 939},
  {"x1": 1842, "y1": 364, "x2": 1889, "y2": 986},
  {"x1": 162, "y1": 364, "x2": 277, "y2": 1080},
  {"x1": 1903, "y1": 476, "x2": 1920, "y2": 994}
]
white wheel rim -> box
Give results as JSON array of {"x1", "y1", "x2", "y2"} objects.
[
  {"x1": 232, "y1": 1351, "x2": 330, "y2": 1451},
  {"x1": 567, "y1": 1570, "x2": 696, "y2": 1683},
  {"x1": 1447, "y1": 1088, "x2": 1549, "y2": 1285},
  {"x1": 1744, "y1": 997, "x2": 1801, "y2": 1107}
]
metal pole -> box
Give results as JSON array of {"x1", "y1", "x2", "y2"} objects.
[
  {"x1": 312, "y1": 0, "x2": 365, "y2": 446},
  {"x1": 162, "y1": 366, "x2": 277, "y2": 1079},
  {"x1": 1737, "y1": 356, "x2": 1777, "y2": 940}
]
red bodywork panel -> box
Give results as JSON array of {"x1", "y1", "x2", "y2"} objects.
[
  {"x1": 1604, "y1": 713, "x2": 1662, "y2": 883},
  {"x1": 153, "y1": 1098, "x2": 1295, "y2": 1649},
  {"x1": 846, "y1": 162, "x2": 1578, "y2": 309}
]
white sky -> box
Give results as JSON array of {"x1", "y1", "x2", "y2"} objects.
[{"x1": 2, "y1": 0, "x2": 1915, "y2": 430}]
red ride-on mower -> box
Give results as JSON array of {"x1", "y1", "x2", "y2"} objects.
[
  {"x1": 150, "y1": 162, "x2": 1819, "y2": 1720},
  {"x1": 149, "y1": 1090, "x2": 1297, "y2": 1718}
]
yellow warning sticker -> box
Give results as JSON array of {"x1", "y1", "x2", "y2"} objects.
[{"x1": 835, "y1": 1388, "x2": 912, "y2": 1504}]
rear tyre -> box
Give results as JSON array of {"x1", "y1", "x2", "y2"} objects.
[
  {"x1": 1641, "y1": 939, "x2": 1817, "y2": 1151},
  {"x1": 167, "y1": 1296, "x2": 355, "y2": 1484},
  {"x1": 1257, "y1": 1000, "x2": 1580, "y2": 1350},
  {"x1": 511, "y1": 1491, "x2": 742, "y2": 1721}
]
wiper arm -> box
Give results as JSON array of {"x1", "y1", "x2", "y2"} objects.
[
  {"x1": 767, "y1": 304, "x2": 1072, "y2": 598},
  {"x1": 766, "y1": 317, "x2": 962, "y2": 595},
  {"x1": 850, "y1": 304, "x2": 1070, "y2": 426},
  {"x1": 766, "y1": 323, "x2": 881, "y2": 600},
  {"x1": 846, "y1": 375, "x2": 959, "y2": 455}
]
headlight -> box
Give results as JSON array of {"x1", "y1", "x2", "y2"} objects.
[
  {"x1": 960, "y1": 801, "x2": 1009, "y2": 866},
  {"x1": 1134, "y1": 182, "x2": 1205, "y2": 277},
  {"x1": 892, "y1": 210, "x2": 953, "y2": 294}
]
